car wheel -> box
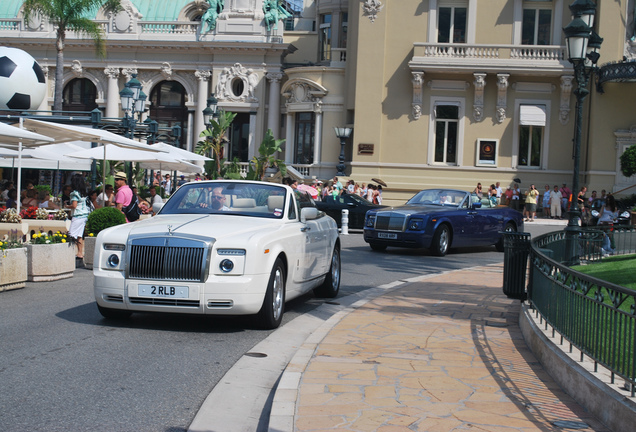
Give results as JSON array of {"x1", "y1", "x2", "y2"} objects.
[
  {"x1": 430, "y1": 225, "x2": 450, "y2": 256},
  {"x1": 257, "y1": 257, "x2": 286, "y2": 329},
  {"x1": 495, "y1": 222, "x2": 516, "y2": 252},
  {"x1": 369, "y1": 242, "x2": 387, "y2": 251},
  {"x1": 314, "y1": 244, "x2": 341, "y2": 298},
  {"x1": 97, "y1": 304, "x2": 132, "y2": 320}
]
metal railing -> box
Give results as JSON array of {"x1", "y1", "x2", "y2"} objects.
[{"x1": 529, "y1": 226, "x2": 636, "y2": 396}]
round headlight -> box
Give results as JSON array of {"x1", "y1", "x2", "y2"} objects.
[
  {"x1": 220, "y1": 259, "x2": 234, "y2": 273},
  {"x1": 107, "y1": 254, "x2": 120, "y2": 268}
]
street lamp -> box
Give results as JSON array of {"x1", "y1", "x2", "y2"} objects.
[
  {"x1": 119, "y1": 74, "x2": 147, "y2": 140},
  {"x1": 203, "y1": 94, "x2": 219, "y2": 126},
  {"x1": 334, "y1": 126, "x2": 353, "y2": 176},
  {"x1": 563, "y1": 0, "x2": 602, "y2": 262}
]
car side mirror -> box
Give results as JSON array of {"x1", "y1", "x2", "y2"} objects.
[
  {"x1": 301, "y1": 207, "x2": 319, "y2": 222},
  {"x1": 471, "y1": 202, "x2": 482, "y2": 210},
  {"x1": 152, "y1": 202, "x2": 164, "y2": 214}
]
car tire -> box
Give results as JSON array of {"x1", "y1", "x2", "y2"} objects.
[
  {"x1": 256, "y1": 257, "x2": 286, "y2": 329},
  {"x1": 495, "y1": 222, "x2": 516, "y2": 252},
  {"x1": 313, "y1": 244, "x2": 341, "y2": 298},
  {"x1": 369, "y1": 242, "x2": 387, "y2": 252},
  {"x1": 97, "y1": 304, "x2": 132, "y2": 320},
  {"x1": 430, "y1": 225, "x2": 451, "y2": 257}
]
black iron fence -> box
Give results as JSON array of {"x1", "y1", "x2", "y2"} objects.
[{"x1": 528, "y1": 226, "x2": 636, "y2": 396}]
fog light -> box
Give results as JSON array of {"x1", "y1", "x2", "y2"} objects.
[
  {"x1": 107, "y1": 254, "x2": 120, "y2": 268},
  {"x1": 220, "y1": 259, "x2": 234, "y2": 273}
]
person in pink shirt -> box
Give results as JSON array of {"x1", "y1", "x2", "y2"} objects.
[{"x1": 113, "y1": 171, "x2": 133, "y2": 222}]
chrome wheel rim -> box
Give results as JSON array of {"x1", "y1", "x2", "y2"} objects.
[
  {"x1": 439, "y1": 229, "x2": 449, "y2": 254},
  {"x1": 331, "y1": 249, "x2": 340, "y2": 289},
  {"x1": 272, "y1": 267, "x2": 284, "y2": 321}
]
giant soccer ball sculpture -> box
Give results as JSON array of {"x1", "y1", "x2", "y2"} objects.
[{"x1": 0, "y1": 47, "x2": 46, "y2": 110}]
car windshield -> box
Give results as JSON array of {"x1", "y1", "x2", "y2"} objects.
[
  {"x1": 406, "y1": 189, "x2": 466, "y2": 207},
  {"x1": 159, "y1": 181, "x2": 288, "y2": 219}
]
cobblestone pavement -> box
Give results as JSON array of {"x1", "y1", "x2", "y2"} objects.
[{"x1": 276, "y1": 264, "x2": 608, "y2": 432}]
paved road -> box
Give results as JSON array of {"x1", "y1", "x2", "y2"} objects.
[{"x1": 0, "y1": 225, "x2": 549, "y2": 431}]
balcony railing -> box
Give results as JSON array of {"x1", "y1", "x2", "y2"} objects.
[
  {"x1": 529, "y1": 226, "x2": 636, "y2": 396},
  {"x1": 411, "y1": 43, "x2": 568, "y2": 73}
]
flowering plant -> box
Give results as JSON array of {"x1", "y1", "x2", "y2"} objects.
[
  {"x1": 0, "y1": 229, "x2": 24, "y2": 251},
  {"x1": 1, "y1": 208, "x2": 22, "y2": 223},
  {"x1": 53, "y1": 210, "x2": 69, "y2": 221},
  {"x1": 20, "y1": 206, "x2": 39, "y2": 220},
  {"x1": 30, "y1": 231, "x2": 69, "y2": 245},
  {"x1": 35, "y1": 208, "x2": 49, "y2": 220}
]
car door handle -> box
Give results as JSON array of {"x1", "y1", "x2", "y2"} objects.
[{"x1": 301, "y1": 226, "x2": 311, "y2": 232}]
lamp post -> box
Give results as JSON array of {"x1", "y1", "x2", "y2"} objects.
[
  {"x1": 119, "y1": 73, "x2": 147, "y2": 183},
  {"x1": 334, "y1": 126, "x2": 352, "y2": 176},
  {"x1": 563, "y1": 0, "x2": 602, "y2": 263}
]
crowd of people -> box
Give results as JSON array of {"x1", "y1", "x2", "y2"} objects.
[{"x1": 283, "y1": 176, "x2": 384, "y2": 204}]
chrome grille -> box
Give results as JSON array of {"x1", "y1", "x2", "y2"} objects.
[
  {"x1": 128, "y1": 236, "x2": 210, "y2": 282},
  {"x1": 375, "y1": 213, "x2": 407, "y2": 232}
]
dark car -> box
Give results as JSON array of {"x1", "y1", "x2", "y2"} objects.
[
  {"x1": 363, "y1": 188, "x2": 524, "y2": 256},
  {"x1": 315, "y1": 193, "x2": 387, "y2": 229},
  {"x1": 583, "y1": 198, "x2": 631, "y2": 226}
]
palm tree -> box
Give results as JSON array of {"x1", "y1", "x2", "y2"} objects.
[
  {"x1": 22, "y1": 0, "x2": 122, "y2": 112},
  {"x1": 196, "y1": 111, "x2": 237, "y2": 178}
]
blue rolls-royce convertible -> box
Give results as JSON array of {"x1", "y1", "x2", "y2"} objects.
[{"x1": 363, "y1": 189, "x2": 524, "y2": 256}]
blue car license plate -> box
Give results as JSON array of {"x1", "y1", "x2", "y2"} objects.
[{"x1": 378, "y1": 232, "x2": 397, "y2": 239}]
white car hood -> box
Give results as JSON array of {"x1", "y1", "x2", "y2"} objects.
[{"x1": 99, "y1": 214, "x2": 285, "y2": 244}]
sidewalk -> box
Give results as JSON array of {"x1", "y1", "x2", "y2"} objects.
[{"x1": 269, "y1": 263, "x2": 609, "y2": 432}]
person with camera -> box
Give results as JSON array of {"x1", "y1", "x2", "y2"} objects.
[{"x1": 524, "y1": 184, "x2": 539, "y2": 222}]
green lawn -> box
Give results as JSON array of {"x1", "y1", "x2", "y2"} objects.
[{"x1": 572, "y1": 255, "x2": 636, "y2": 291}]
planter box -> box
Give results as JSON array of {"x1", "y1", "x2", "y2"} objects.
[
  {"x1": 25, "y1": 219, "x2": 71, "y2": 237},
  {"x1": 84, "y1": 236, "x2": 96, "y2": 269},
  {"x1": 0, "y1": 247, "x2": 27, "y2": 292},
  {"x1": 0, "y1": 222, "x2": 30, "y2": 242},
  {"x1": 631, "y1": 211, "x2": 636, "y2": 226},
  {"x1": 26, "y1": 242, "x2": 75, "y2": 282}
]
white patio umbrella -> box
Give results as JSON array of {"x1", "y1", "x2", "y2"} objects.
[
  {"x1": 0, "y1": 120, "x2": 55, "y2": 213},
  {"x1": 138, "y1": 158, "x2": 204, "y2": 174},
  {"x1": 22, "y1": 118, "x2": 160, "y2": 150},
  {"x1": 67, "y1": 144, "x2": 202, "y2": 176},
  {"x1": 148, "y1": 142, "x2": 212, "y2": 162}
]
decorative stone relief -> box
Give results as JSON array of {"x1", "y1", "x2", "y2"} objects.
[
  {"x1": 362, "y1": 0, "x2": 383, "y2": 23},
  {"x1": 122, "y1": 67, "x2": 138, "y2": 80},
  {"x1": 496, "y1": 73, "x2": 509, "y2": 123},
  {"x1": 473, "y1": 73, "x2": 486, "y2": 122},
  {"x1": 161, "y1": 63, "x2": 173, "y2": 80},
  {"x1": 266, "y1": 71, "x2": 283, "y2": 83},
  {"x1": 215, "y1": 63, "x2": 259, "y2": 103},
  {"x1": 70, "y1": 60, "x2": 83, "y2": 77},
  {"x1": 195, "y1": 69, "x2": 211, "y2": 82},
  {"x1": 411, "y1": 71, "x2": 424, "y2": 120},
  {"x1": 559, "y1": 75, "x2": 573, "y2": 125},
  {"x1": 104, "y1": 67, "x2": 120, "y2": 79}
]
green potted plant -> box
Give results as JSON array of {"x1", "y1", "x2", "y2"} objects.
[
  {"x1": 0, "y1": 231, "x2": 27, "y2": 292},
  {"x1": 246, "y1": 129, "x2": 287, "y2": 181},
  {"x1": 26, "y1": 230, "x2": 75, "y2": 282},
  {"x1": 84, "y1": 207, "x2": 126, "y2": 269}
]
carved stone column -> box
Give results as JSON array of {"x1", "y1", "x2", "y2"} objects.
[
  {"x1": 104, "y1": 67, "x2": 120, "y2": 118},
  {"x1": 496, "y1": 73, "x2": 510, "y2": 123},
  {"x1": 195, "y1": 70, "x2": 211, "y2": 144},
  {"x1": 560, "y1": 75, "x2": 574, "y2": 125},
  {"x1": 285, "y1": 113, "x2": 294, "y2": 164},
  {"x1": 411, "y1": 71, "x2": 424, "y2": 120},
  {"x1": 266, "y1": 72, "x2": 283, "y2": 138},
  {"x1": 473, "y1": 73, "x2": 486, "y2": 122},
  {"x1": 313, "y1": 100, "x2": 323, "y2": 164}
]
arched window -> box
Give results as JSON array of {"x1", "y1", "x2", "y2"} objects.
[
  {"x1": 63, "y1": 78, "x2": 97, "y2": 112},
  {"x1": 149, "y1": 81, "x2": 188, "y2": 148}
]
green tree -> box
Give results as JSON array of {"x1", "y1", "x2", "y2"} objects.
[
  {"x1": 247, "y1": 129, "x2": 287, "y2": 181},
  {"x1": 22, "y1": 0, "x2": 122, "y2": 112},
  {"x1": 620, "y1": 145, "x2": 636, "y2": 178},
  {"x1": 196, "y1": 111, "x2": 237, "y2": 178}
]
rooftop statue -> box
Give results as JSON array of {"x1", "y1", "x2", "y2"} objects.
[
  {"x1": 263, "y1": 0, "x2": 292, "y2": 31},
  {"x1": 201, "y1": 0, "x2": 225, "y2": 33}
]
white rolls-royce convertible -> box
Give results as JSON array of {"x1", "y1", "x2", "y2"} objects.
[{"x1": 93, "y1": 180, "x2": 341, "y2": 329}]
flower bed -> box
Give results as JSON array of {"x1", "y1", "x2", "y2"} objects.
[
  {"x1": 0, "y1": 247, "x2": 28, "y2": 292},
  {"x1": 26, "y1": 232, "x2": 75, "y2": 282}
]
